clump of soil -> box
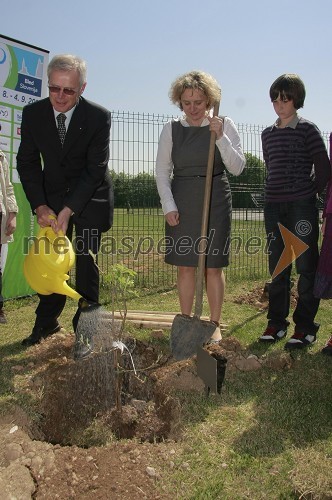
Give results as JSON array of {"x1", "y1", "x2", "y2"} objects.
[{"x1": 233, "y1": 281, "x2": 298, "y2": 309}]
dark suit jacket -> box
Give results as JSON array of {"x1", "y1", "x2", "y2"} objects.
[{"x1": 17, "y1": 97, "x2": 113, "y2": 232}]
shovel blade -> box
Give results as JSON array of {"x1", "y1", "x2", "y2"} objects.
[{"x1": 170, "y1": 314, "x2": 216, "y2": 360}]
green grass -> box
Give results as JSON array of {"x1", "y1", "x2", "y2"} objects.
[
  {"x1": 1, "y1": 279, "x2": 332, "y2": 498},
  {"x1": 128, "y1": 279, "x2": 332, "y2": 499}
]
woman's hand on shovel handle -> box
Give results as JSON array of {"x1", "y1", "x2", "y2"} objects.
[
  {"x1": 207, "y1": 116, "x2": 223, "y2": 140},
  {"x1": 166, "y1": 211, "x2": 179, "y2": 226}
]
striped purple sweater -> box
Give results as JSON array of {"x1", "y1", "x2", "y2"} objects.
[{"x1": 262, "y1": 117, "x2": 330, "y2": 202}]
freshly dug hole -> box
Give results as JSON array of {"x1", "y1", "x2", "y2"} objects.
[{"x1": 36, "y1": 338, "x2": 181, "y2": 446}]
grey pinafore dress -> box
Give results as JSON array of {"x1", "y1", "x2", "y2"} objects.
[{"x1": 165, "y1": 120, "x2": 232, "y2": 268}]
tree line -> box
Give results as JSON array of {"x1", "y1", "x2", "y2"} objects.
[{"x1": 110, "y1": 153, "x2": 266, "y2": 209}]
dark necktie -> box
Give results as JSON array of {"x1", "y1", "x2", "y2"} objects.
[{"x1": 56, "y1": 113, "x2": 66, "y2": 146}]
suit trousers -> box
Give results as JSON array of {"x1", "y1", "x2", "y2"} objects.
[{"x1": 34, "y1": 221, "x2": 102, "y2": 328}]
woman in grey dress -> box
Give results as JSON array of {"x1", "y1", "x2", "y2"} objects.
[{"x1": 156, "y1": 71, "x2": 245, "y2": 342}]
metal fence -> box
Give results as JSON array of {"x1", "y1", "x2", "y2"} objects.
[{"x1": 97, "y1": 111, "x2": 330, "y2": 292}]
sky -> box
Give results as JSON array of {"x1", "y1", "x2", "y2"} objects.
[{"x1": 1, "y1": 0, "x2": 332, "y2": 133}]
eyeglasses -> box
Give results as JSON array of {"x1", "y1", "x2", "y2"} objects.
[{"x1": 48, "y1": 85, "x2": 78, "y2": 96}]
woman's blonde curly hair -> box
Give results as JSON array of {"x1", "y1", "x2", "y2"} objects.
[{"x1": 169, "y1": 70, "x2": 221, "y2": 111}]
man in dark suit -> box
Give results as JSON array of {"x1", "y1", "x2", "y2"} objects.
[{"x1": 17, "y1": 54, "x2": 113, "y2": 348}]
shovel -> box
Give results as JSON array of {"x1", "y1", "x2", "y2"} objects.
[{"x1": 171, "y1": 101, "x2": 221, "y2": 361}]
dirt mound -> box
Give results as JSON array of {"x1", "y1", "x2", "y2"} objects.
[{"x1": 234, "y1": 281, "x2": 298, "y2": 309}]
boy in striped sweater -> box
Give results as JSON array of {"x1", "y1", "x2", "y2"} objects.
[{"x1": 259, "y1": 74, "x2": 331, "y2": 349}]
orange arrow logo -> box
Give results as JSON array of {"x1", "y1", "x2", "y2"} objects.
[{"x1": 272, "y1": 223, "x2": 309, "y2": 279}]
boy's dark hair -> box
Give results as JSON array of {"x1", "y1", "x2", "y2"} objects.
[{"x1": 269, "y1": 74, "x2": 306, "y2": 109}]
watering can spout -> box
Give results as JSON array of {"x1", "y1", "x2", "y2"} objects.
[
  {"x1": 58, "y1": 281, "x2": 82, "y2": 301},
  {"x1": 23, "y1": 225, "x2": 81, "y2": 300}
]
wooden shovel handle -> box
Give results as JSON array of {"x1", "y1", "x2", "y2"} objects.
[{"x1": 194, "y1": 101, "x2": 220, "y2": 318}]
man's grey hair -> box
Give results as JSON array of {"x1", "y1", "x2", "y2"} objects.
[{"x1": 47, "y1": 54, "x2": 87, "y2": 88}]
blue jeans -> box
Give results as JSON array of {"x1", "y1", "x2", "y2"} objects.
[{"x1": 264, "y1": 196, "x2": 320, "y2": 335}]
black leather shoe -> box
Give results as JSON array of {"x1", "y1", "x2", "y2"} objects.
[
  {"x1": 73, "y1": 340, "x2": 93, "y2": 360},
  {"x1": 72, "y1": 298, "x2": 100, "y2": 332},
  {"x1": 21, "y1": 324, "x2": 61, "y2": 346},
  {"x1": 72, "y1": 299, "x2": 100, "y2": 360}
]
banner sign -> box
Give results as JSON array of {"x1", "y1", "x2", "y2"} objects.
[{"x1": 0, "y1": 34, "x2": 49, "y2": 298}]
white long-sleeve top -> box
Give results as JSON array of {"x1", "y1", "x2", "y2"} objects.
[{"x1": 155, "y1": 116, "x2": 246, "y2": 215}]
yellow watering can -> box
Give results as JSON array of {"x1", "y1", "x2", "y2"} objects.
[
  {"x1": 24, "y1": 225, "x2": 81, "y2": 301},
  {"x1": 24, "y1": 220, "x2": 101, "y2": 360}
]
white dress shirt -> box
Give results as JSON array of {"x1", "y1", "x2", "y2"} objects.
[
  {"x1": 156, "y1": 116, "x2": 246, "y2": 215},
  {"x1": 54, "y1": 106, "x2": 76, "y2": 131}
]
